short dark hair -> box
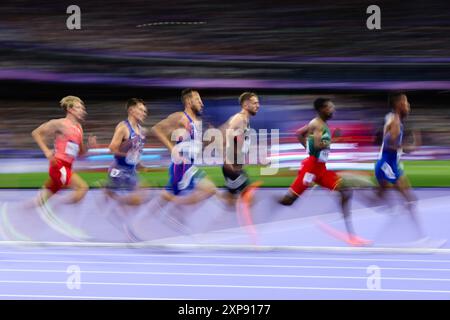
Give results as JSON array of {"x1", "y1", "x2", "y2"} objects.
[
  {"x1": 126, "y1": 98, "x2": 145, "y2": 110},
  {"x1": 314, "y1": 98, "x2": 331, "y2": 112},
  {"x1": 239, "y1": 92, "x2": 258, "y2": 106},
  {"x1": 388, "y1": 92, "x2": 406, "y2": 109},
  {"x1": 181, "y1": 88, "x2": 198, "y2": 104}
]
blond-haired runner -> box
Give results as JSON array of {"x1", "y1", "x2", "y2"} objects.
[{"x1": 32, "y1": 96, "x2": 96, "y2": 205}]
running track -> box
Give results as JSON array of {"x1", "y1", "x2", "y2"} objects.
[{"x1": 0, "y1": 188, "x2": 449, "y2": 299}]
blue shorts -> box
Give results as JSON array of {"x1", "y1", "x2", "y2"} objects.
[
  {"x1": 166, "y1": 162, "x2": 206, "y2": 195},
  {"x1": 106, "y1": 163, "x2": 138, "y2": 192},
  {"x1": 375, "y1": 158, "x2": 403, "y2": 185}
]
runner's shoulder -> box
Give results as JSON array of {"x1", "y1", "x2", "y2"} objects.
[
  {"x1": 52, "y1": 118, "x2": 67, "y2": 125},
  {"x1": 169, "y1": 111, "x2": 186, "y2": 126},
  {"x1": 228, "y1": 113, "x2": 245, "y2": 129},
  {"x1": 385, "y1": 113, "x2": 400, "y2": 131},
  {"x1": 48, "y1": 118, "x2": 68, "y2": 131},
  {"x1": 309, "y1": 118, "x2": 323, "y2": 132},
  {"x1": 114, "y1": 121, "x2": 129, "y2": 136}
]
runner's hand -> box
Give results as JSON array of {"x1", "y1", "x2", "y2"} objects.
[
  {"x1": 45, "y1": 151, "x2": 56, "y2": 165},
  {"x1": 170, "y1": 150, "x2": 191, "y2": 165},
  {"x1": 88, "y1": 135, "x2": 97, "y2": 149}
]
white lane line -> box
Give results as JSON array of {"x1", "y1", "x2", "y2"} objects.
[
  {"x1": 0, "y1": 294, "x2": 198, "y2": 300},
  {"x1": 0, "y1": 268, "x2": 450, "y2": 282},
  {"x1": 1, "y1": 250, "x2": 450, "y2": 263},
  {"x1": 1, "y1": 280, "x2": 450, "y2": 294},
  {"x1": 3, "y1": 259, "x2": 450, "y2": 271},
  {"x1": 1, "y1": 241, "x2": 450, "y2": 255}
]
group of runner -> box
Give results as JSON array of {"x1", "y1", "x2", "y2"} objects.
[{"x1": 30, "y1": 90, "x2": 422, "y2": 246}]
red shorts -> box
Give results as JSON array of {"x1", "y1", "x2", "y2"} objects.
[
  {"x1": 289, "y1": 156, "x2": 340, "y2": 196},
  {"x1": 46, "y1": 158, "x2": 73, "y2": 194}
]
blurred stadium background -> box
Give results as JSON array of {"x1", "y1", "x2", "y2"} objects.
[{"x1": 1, "y1": 0, "x2": 450, "y2": 188}]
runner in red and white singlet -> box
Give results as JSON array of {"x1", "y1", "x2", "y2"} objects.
[{"x1": 32, "y1": 95, "x2": 96, "y2": 205}]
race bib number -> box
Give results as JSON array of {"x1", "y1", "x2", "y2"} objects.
[
  {"x1": 318, "y1": 149, "x2": 329, "y2": 162},
  {"x1": 303, "y1": 172, "x2": 316, "y2": 185},
  {"x1": 110, "y1": 168, "x2": 121, "y2": 178},
  {"x1": 65, "y1": 141, "x2": 79, "y2": 157}
]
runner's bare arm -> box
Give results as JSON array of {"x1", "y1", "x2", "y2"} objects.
[
  {"x1": 224, "y1": 115, "x2": 245, "y2": 166},
  {"x1": 403, "y1": 130, "x2": 422, "y2": 153},
  {"x1": 108, "y1": 122, "x2": 128, "y2": 157},
  {"x1": 79, "y1": 134, "x2": 97, "y2": 156},
  {"x1": 151, "y1": 112, "x2": 184, "y2": 153},
  {"x1": 295, "y1": 124, "x2": 308, "y2": 148},
  {"x1": 387, "y1": 116, "x2": 401, "y2": 147},
  {"x1": 331, "y1": 128, "x2": 342, "y2": 142},
  {"x1": 135, "y1": 162, "x2": 149, "y2": 172},
  {"x1": 136, "y1": 127, "x2": 150, "y2": 170},
  {"x1": 31, "y1": 119, "x2": 62, "y2": 160}
]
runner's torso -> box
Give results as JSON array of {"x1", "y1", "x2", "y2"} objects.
[
  {"x1": 115, "y1": 120, "x2": 145, "y2": 168},
  {"x1": 225, "y1": 114, "x2": 251, "y2": 166},
  {"x1": 174, "y1": 111, "x2": 201, "y2": 163},
  {"x1": 379, "y1": 113, "x2": 404, "y2": 164},
  {"x1": 241, "y1": 118, "x2": 251, "y2": 156},
  {"x1": 54, "y1": 118, "x2": 83, "y2": 164},
  {"x1": 306, "y1": 121, "x2": 331, "y2": 162}
]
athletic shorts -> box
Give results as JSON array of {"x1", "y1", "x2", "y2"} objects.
[
  {"x1": 46, "y1": 158, "x2": 73, "y2": 194},
  {"x1": 222, "y1": 165, "x2": 249, "y2": 195},
  {"x1": 375, "y1": 158, "x2": 403, "y2": 185},
  {"x1": 166, "y1": 162, "x2": 206, "y2": 195},
  {"x1": 289, "y1": 156, "x2": 340, "y2": 196},
  {"x1": 106, "y1": 163, "x2": 138, "y2": 192}
]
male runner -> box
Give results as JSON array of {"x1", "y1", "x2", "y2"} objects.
[
  {"x1": 278, "y1": 98, "x2": 369, "y2": 246},
  {"x1": 32, "y1": 95, "x2": 96, "y2": 205},
  {"x1": 151, "y1": 88, "x2": 216, "y2": 205},
  {"x1": 105, "y1": 98, "x2": 150, "y2": 206},
  {"x1": 374, "y1": 92, "x2": 424, "y2": 237},
  {"x1": 221, "y1": 92, "x2": 261, "y2": 206}
]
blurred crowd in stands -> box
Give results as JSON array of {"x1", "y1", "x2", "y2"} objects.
[
  {"x1": 1, "y1": 0, "x2": 449, "y2": 155},
  {"x1": 1, "y1": 92, "x2": 450, "y2": 154}
]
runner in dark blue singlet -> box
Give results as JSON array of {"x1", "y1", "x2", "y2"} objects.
[
  {"x1": 374, "y1": 92, "x2": 424, "y2": 238},
  {"x1": 106, "y1": 98, "x2": 150, "y2": 205},
  {"x1": 151, "y1": 89, "x2": 216, "y2": 205}
]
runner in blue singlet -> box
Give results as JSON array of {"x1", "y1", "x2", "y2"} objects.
[
  {"x1": 106, "y1": 98, "x2": 150, "y2": 205},
  {"x1": 374, "y1": 92, "x2": 424, "y2": 238},
  {"x1": 151, "y1": 89, "x2": 216, "y2": 205}
]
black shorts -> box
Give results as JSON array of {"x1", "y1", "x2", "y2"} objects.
[{"x1": 222, "y1": 165, "x2": 249, "y2": 195}]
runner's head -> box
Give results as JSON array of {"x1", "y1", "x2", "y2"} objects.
[
  {"x1": 239, "y1": 92, "x2": 259, "y2": 116},
  {"x1": 60, "y1": 96, "x2": 86, "y2": 122},
  {"x1": 314, "y1": 98, "x2": 334, "y2": 121},
  {"x1": 126, "y1": 98, "x2": 147, "y2": 124},
  {"x1": 182, "y1": 88, "x2": 203, "y2": 117},
  {"x1": 389, "y1": 92, "x2": 410, "y2": 119}
]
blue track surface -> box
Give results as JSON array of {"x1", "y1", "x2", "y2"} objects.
[{"x1": 0, "y1": 188, "x2": 449, "y2": 299}]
